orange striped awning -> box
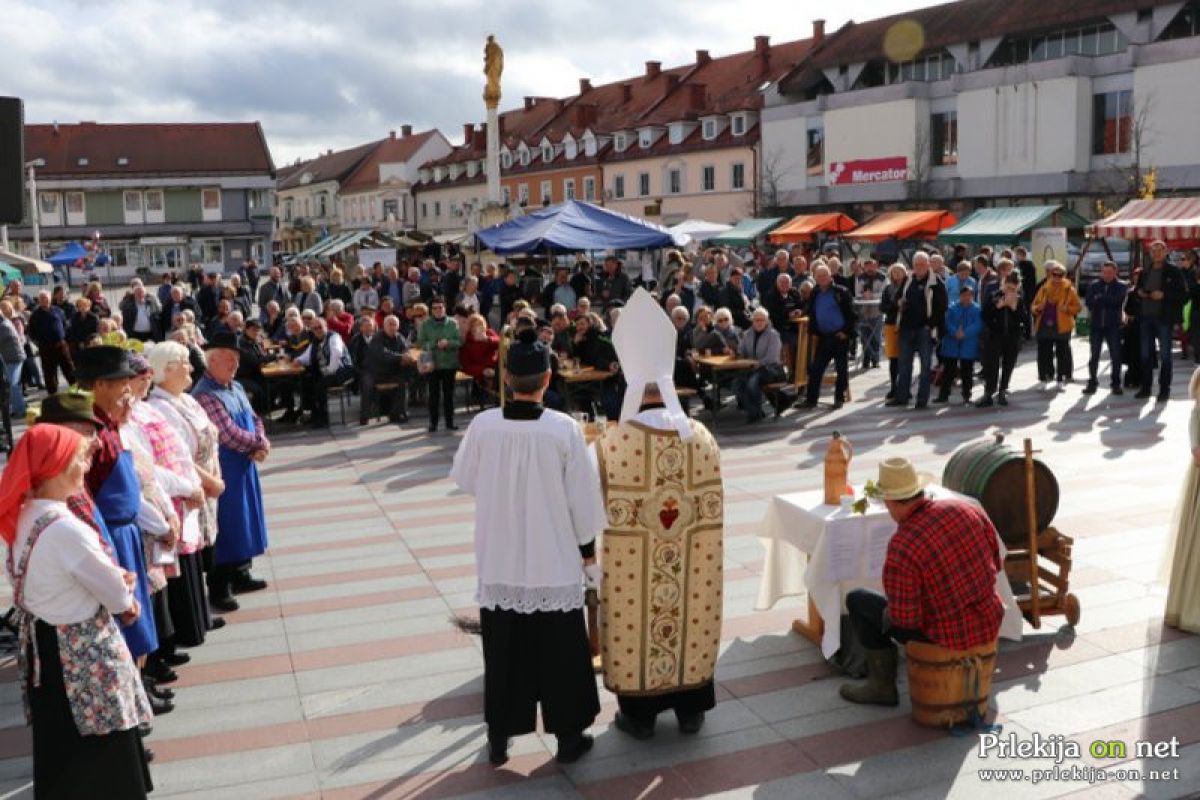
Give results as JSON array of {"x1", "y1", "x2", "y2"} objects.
[
  {"x1": 767, "y1": 213, "x2": 858, "y2": 244},
  {"x1": 845, "y1": 210, "x2": 958, "y2": 242}
]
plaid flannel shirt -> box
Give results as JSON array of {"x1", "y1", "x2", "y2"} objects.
[{"x1": 882, "y1": 498, "x2": 1004, "y2": 651}]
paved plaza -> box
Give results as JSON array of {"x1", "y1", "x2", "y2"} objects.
[{"x1": 1, "y1": 341, "x2": 1199, "y2": 799}]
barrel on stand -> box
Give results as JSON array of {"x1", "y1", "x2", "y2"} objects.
[{"x1": 942, "y1": 437, "x2": 1059, "y2": 546}]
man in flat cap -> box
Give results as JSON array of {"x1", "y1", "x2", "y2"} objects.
[
  {"x1": 451, "y1": 324, "x2": 606, "y2": 767},
  {"x1": 192, "y1": 332, "x2": 271, "y2": 612}
]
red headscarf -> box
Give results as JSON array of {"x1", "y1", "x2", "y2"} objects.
[{"x1": 0, "y1": 425, "x2": 83, "y2": 545}]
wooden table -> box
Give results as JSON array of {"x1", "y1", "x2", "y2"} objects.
[
  {"x1": 694, "y1": 354, "x2": 757, "y2": 427},
  {"x1": 262, "y1": 360, "x2": 305, "y2": 431},
  {"x1": 561, "y1": 367, "x2": 615, "y2": 384}
]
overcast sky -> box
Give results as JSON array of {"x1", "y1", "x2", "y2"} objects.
[{"x1": 6, "y1": 0, "x2": 944, "y2": 167}]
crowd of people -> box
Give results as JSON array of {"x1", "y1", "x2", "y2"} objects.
[{"x1": 0, "y1": 332, "x2": 271, "y2": 796}]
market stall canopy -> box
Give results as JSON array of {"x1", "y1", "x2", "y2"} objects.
[
  {"x1": 846, "y1": 210, "x2": 957, "y2": 242},
  {"x1": 0, "y1": 248, "x2": 53, "y2": 275},
  {"x1": 47, "y1": 241, "x2": 91, "y2": 266},
  {"x1": 668, "y1": 219, "x2": 733, "y2": 246},
  {"x1": 1087, "y1": 197, "x2": 1200, "y2": 241},
  {"x1": 937, "y1": 205, "x2": 1091, "y2": 244},
  {"x1": 0, "y1": 262, "x2": 22, "y2": 284},
  {"x1": 475, "y1": 200, "x2": 682, "y2": 255},
  {"x1": 768, "y1": 213, "x2": 858, "y2": 244},
  {"x1": 708, "y1": 217, "x2": 785, "y2": 246}
]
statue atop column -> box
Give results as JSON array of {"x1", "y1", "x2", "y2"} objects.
[{"x1": 484, "y1": 35, "x2": 504, "y2": 108}]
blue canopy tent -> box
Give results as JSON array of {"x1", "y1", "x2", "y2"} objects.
[
  {"x1": 47, "y1": 241, "x2": 91, "y2": 266},
  {"x1": 475, "y1": 200, "x2": 683, "y2": 254}
]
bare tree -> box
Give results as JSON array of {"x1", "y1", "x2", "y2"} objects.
[
  {"x1": 1091, "y1": 91, "x2": 1162, "y2": 212},
  {"x1": 755, "y1": 146, "x2": 796, "y2": 217},
  {"x1": 907, "y1": 120, "x2": 933, "y2": 207}
]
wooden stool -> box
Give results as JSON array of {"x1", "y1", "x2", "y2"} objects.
[{"x1": 905, "y1": 639, "x2": 997, "y2": 728}]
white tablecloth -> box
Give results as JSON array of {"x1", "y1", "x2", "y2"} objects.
[{"x1": 756, "y1": 485, "x2": 1023, "y2": 658}]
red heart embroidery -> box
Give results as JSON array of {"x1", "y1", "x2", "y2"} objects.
[{"x1": 659, "y1": 507, "x2": 679, "y2": 529}]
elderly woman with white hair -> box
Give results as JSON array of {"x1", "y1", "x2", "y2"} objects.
[
  {"x1": 147, "y1": 341, "x2": 226, "y2": 640},
  {"x1": 733, "y1": 308, "x2": 785, "y2": 423}
]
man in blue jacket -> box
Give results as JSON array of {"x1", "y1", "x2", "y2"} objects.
[
  {"x1": 935, "y1": 286, "x2": 983, "y2": 404},
  {"x1": 1084, "y1": 261, "x2": 1129, "y2": 395},
  {"x1": 800, "y1": 266, "x2": 857, "y2": 409}
]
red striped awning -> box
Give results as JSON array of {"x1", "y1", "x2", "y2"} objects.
[{"x1": 1087, "y1": 198, "x2": 1200, "y2": 241}]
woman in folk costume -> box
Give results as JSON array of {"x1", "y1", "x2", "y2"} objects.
[
  {"x1": 596, "y1": 289, "x2": 725, "y2": 739},
  {"x1": 1166, "y1": 368, "x2": 1200, "y2": 632},
  {"x1": 114, "y1": 358, "x2": 184, "y2": 708},
  {"x1": 1, "y1": 424, "x2": 154, "y2": 798},
  {"x1": 147, "y1": 341, "x2": 226, "y2": 637}
]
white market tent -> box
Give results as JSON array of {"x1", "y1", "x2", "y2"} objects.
[{"x1": 668, "y1": 219, "x2": 734, "y2": 247}]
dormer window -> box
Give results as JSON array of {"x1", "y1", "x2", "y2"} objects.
[
  {"x1": 638, "y1": 129, "x2": 654, "y2": 148},
  {"x1": 564, "y1": 138, "x2": 577, "y2": 159},
  {"x1": 668, "y1": 124, "x2": 686, "y2": 145},
  {"x1": 519, "y1": 146, "x2": 530, "y2": 166},
  {"x1": 731, "y1": 114, "x2": 746, "y2": 136},
  {"x1": 702, "y1": 119, "x2": 717, "y2": 140},
  {"x1": 500, "y1": 150, "x2": 512, "y2": 169},
  {"x1": 449, "y1": 163, "x2": 461, "y2": 179},
  {"x1": 433, "y1": 166, "x2": 445, "y2": 181},
  {"x1": 582, "y1": 134, "x2": 597, "y2": 157},
  {"x1": 614, "y1": 133, "x2": 628, "y2": 152},
  {"x1": 542, "y1": 144, "x2": 554, "y2": 163}
]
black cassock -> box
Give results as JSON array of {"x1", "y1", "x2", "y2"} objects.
[{"x1": 480, "y1": 606, "x2": 600, "y2": 738}]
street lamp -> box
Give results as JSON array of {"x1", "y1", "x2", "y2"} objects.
[{"x1": 24, "y1": 159, "x2": 39, "y2": 258}]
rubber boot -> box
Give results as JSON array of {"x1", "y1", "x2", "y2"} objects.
[{"x1": 839, "y1": 647, "x2": 900, "y2": 706}]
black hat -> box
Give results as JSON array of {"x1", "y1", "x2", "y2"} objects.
[
  {"x1": 37, "y1": 391, "x2": 103, "y2": 431},
  {"x1": 506, "y1": 328, "x2": 551, "y2": 376},
  {"x1": 204, "y1": 331, "x2": 241, "y2": 352},
  {"x1": 76, "y1": 345, "x2": 137, "y2": 381},
  {"x1": 244, "y1": 318, "x2": 263, "y2": 330}
]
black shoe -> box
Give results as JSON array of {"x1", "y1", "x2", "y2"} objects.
[
  {"x1": 488, "y1": 735, "x2": 509, "y2": 766},
  {"x1": 161, "y1": 652, "x2": 191, "y2": 667},
  {"x1": 149, "y1": 694, "x2": 175, "y2": 715},
  {"x1": 397, "y1": 413, "x2": 409, "y2": 423},
  {"x1": 795, "y1": 399, "x2": 817, "y2": 409},
  {"x1": 144, "y1": 747, "x2": 155, "y2": 764},
  {"x1": 278, "y1": 409, "x2": 299, "y2": 424},
  {"x1": 1158, "y1": 389, "x2": 1170, "y2": 403},
  {"x1": 1135, "y1": 389, "x2": 1152, "y2": 399},
  {"x1": 914, "y1": 401, "x2": 928, "y2": 409},
  {"x1": 555, "y1": 733, "x2": 595, "y2": 764},
  {"x1": 145, "y1": 663, "x2": 178, "y2": 684},
  {"x1": 446, "y1": 422, "x2": 459, "y2": 431},
  {"x1": 677, "y1": 711, "x2": 705, "y2": 735},
  {"x1": 998, "y1": 392, "x2": 1009, "y2": 406},
  {"x1": 208, "y1": 616, "x2": 227, "y2": 631},
  {"x1": 211, "y1": 595, "x2": 240, "y2": 613},
  {"x1": 832, "y1": 399, "x2": 844, "y2": 410},
  {"x1": 1111, "y1": 386, "x2": 1124, "y2": 396},
  {"x1": 932, "y1": 395, "x2": 949, "y2": 404},
  {"x1": 427, "y1": 422, "x2": 438, "y2": 432},
  {"x1": 231, "y1": 575, "x2": 268, "y2": 594},
  {"x1": 1082, "y1": 381, "x2": 1098, "y2": 395},
  {"x1": 975, "y1": 396, "x2": 994, "y2": 408},
  {"x1": 613, "y1": 711, "x2": 655, "y2": 740},
  {"x1": 138, "y1": 722, "x2": 153, "y2": 738},
  {"x1": 884, "y1": 398, "x2": 907, "y2": 407},
  {"x1": 144, "y1": 680, "x2": 174, "y2": 701}
]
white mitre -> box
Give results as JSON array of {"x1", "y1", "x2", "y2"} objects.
[{"x1": 611, "y1": 288, "x2": 693, "y2": 439}]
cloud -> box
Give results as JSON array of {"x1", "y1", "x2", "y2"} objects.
[{"x1": 5, "y1": 0, "x2": 939, "y2": 166}]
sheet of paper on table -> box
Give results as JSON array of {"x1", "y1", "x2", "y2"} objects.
[{"x1": 826, "y1": 519, "x2": 862, "y2": 582}]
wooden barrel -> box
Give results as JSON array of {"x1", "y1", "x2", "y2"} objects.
[
  {"x1": 941, "y1": 438, "x2": 1058, "y2": 546},
  {"x1": 905, "y1": 640, "x2": 997, "y2": 728}
]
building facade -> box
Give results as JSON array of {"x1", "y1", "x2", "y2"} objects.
[
  {"x1": 7, "y1": 121, "x2": 275, "y2": 275},
  {"x1": 762, "y1": 0, "x2": 1200, "y2": 223},
  {"x1": 413, "y1": 31, "x2": 819, "y2": 236}
]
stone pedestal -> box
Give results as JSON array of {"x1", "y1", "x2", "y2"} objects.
[{"x1": 478, "y1": 203, "x2": 508, "y2": 230}]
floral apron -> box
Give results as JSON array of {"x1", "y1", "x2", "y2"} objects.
[{"x1": 10, "y1": 511, "x2": 153, "y2": 735}]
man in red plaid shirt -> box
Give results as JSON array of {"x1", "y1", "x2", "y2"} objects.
[{"x1": 841, "y1": 458, "x2": 1003, "y2": 706}]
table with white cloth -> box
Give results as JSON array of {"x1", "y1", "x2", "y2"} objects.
[{"x1": 755, "y1": 485, "x2": 1024, "y2": 660}]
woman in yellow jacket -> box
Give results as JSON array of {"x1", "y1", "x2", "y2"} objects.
[{"x1": 1031, "y1": 261, "x2": 1082, "y2": 389}]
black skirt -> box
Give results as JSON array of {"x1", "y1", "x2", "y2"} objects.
[
  {"x1": 167, "y1": 551, "x2": 211, "y2": 648},
  {"x1": 29, "y1": 620, "x2": 152, "y2": 800},
  {"x1": 151, "y1": 582, "x2": 174, "y2": 646},
  {"x1": 479, "y1": 607, "x2": 600, "y2": 738}
]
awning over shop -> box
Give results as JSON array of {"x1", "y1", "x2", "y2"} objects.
[
  {"x1": 709, "y1": 217, "x2": 785, "y2": 246},
  {"x1": 937, "y1": 205, "x2": 1091, "y2": 244},
  {"x1": 1087, "y1": 197, "x2": 1200, "y2": 241},
  {"x1": 307, "y1": 230, "x2": 366, "y2": 258},
  {"x1": 846, "y1": 210, "x2": 957, "y2": 242},
  {"x1": 767, "y1": 213, "x2": 857, "y2": 244},
  {"x1": 0, "y1": 248, "x2": 53, "y2": 275}
]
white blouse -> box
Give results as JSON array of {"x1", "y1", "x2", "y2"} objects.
[
  {"x1": 9, "y1": 499, "x2": 134, "y2": 625},
  {"x1": 451, "y1": 408, "x2": 607, "y2": 613}
]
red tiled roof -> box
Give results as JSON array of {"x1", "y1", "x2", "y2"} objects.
[
  {"x1": 808, "y1": 0, "x2": 1170, "y2": 70},
  {"x1": 340, "y1": 129, "x2": 443, "y2": 193},
  {"x1": 25, "y1": 121, "x2": 274, "y2": 178},
  {"x1": 277, "y1": 140, "x2": 381, "y2": 190}
]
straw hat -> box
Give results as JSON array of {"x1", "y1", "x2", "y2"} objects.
[{"x1": 876, "y1": 458, "x2": 933, "y2": 501}]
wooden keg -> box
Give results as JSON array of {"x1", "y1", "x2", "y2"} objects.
[
  {"x1": 905, "y1": 640, "x2": 997, "y2": 728},
  {"x1": 941, "y1": 436, "x2": 1059, "y2": 546}
]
